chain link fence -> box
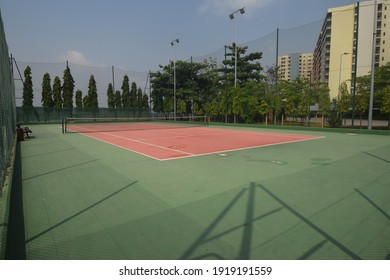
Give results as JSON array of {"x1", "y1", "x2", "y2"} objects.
[
  {"x1": 0, "y1": 11, "x2": 16, "y2": 194},
  {"x1": 16, "y1": 107, "x2": 153, "y2": 124}
]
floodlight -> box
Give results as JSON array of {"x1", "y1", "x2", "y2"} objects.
[
  {"x1": 171, "y1": 39, "x2": 179, "y2": 46},
  {"x1": 228, "y1": 7, "x2": 246, "y2": 88}
]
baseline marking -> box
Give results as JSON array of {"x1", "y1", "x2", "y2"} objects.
[{"x1": 159, "y1": 136, "x2": 325, "y2": 161}]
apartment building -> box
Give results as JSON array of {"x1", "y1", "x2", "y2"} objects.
[
  {"x1": 278, "y1": 52, "x2": 313, "y2": 81},
  {"x1": 312, "y1": 0, "x2": 390, "y2": 99}
]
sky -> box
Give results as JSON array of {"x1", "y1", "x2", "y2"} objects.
[{"x1": 1, "y1": 0, "x2": 358, "y2": 72}]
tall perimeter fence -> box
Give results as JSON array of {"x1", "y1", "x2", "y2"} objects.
[
  {"x1": 0, "y1": 11, "x2": 17, "y2": 260},
  {"x1": 0, "y1": 12, "x2": 16, "y2": 195},
  {"x1": 190, "y1": 19, "x2": 323, "y2": 68},
  {"x1": 13, "y1": 12, "x2": 387, "y2": 126},
  {"x1": 14, "y1": 19, "x2": 324, "y2": 122}
]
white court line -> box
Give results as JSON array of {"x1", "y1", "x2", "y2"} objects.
[
  {"x1": 159, "y1": 136, "x2": 326, "y2": 161},
  {"x1": 99, "y1": 132, "x2": 195, "y2": 156},
  {"x1": 82, "y1": 134, "x2": 164, "y2": 160},
  {"x1": 68, "y1": 125, "x2": 325, "y2": 161},
  {"x1": 134, "y1": 130, "x2": 235, "y2": 141},
  {"x1": 67, "y1": 126, "x2": 194, "y2": 160}
]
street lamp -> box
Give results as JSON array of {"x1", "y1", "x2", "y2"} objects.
[
  {"x1": 229, "y1": 7, "x2": 245, "y2": 88},
  {"x1": 171, "y1": 38, "x2": 179, "y2": 120},
  {"x1": 338, "y1": 52, "x2": 350, "y2": 100}
]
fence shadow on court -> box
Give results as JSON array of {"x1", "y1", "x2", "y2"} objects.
[
  {"x1": 180, "y1": 182, "x2": 363, "y2": 260},
  {"x1": 5, "y1": 142, "x2": 26, "y2": 259},
  {"x1": 25, "y1": 181, "x2": 138, "y2": 244}
]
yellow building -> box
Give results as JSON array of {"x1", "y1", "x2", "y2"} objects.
[
  {"x1": 278, "y1": 52, "x2": 313, "y2": 81},
  {"x1": 313, "y1": 0, "x2": 390, "y2": 99}
]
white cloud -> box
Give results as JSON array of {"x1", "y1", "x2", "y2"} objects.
[
  {"x1": 199, "y1": 0, "x2": 272, "y2": 16},
  {"x1": 60, "y1": 50, "x2": 90, "y2": 66}
]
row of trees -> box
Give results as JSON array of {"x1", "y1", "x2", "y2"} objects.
[
  {"x1": 21, "y1": 44, "x2": 390, "y2": 127},
  {"x1": 150, "y1": 43, "x2": 390, "y2": 128},
  {"x1": 22, "y1": 65, "x2": 149, "y2": 111},
  {"x1": 150, "y1": 43, "x2": 330, "y2": 125}
]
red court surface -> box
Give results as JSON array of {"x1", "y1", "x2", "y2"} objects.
[{"x1": 66, "y1": 125, "x2": 323, "y2": 160}]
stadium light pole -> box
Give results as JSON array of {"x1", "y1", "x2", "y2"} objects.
[
  {"x1": 229, "y1": 7, "x2": 245, "y2": 88},
  {"x1": 171, "y1": 38, "x2": 179, "y2": 121},
  {"x1": 368, "y1": 0, "x2": 378, "y2": 130},
  {"x1": 338, "y1": 52, "x2": 350, "y2": 100}
]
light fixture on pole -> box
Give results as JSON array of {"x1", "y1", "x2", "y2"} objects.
[
  {"x1": 229, "y1": 7, "x2": 245, "y2": 88},
  {"x1": 171, "y1": 38, "x2": 179, "y2": 121},
  {"x1": 338, "y1": 52, "x2": 350, "y2": 100}
]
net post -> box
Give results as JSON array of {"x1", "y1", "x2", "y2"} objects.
[{"x1": 62, "y1": 118, "x2": 65, "y2": 134}]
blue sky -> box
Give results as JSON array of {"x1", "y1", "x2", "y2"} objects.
[{"x1": 1, "y1": 0, "x2": 357, "y2": 72}]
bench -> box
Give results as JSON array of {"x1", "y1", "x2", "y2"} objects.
[
  {"x1": 16, "y1": 124, "x2": 32, "y2": 139},
  {"x1": 23, "y1": 127, "x2": 32, "y2": 138}
]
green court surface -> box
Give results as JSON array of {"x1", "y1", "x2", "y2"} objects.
[{"x1": 13, "y1": 124, "x2": 390, "y2": 259}]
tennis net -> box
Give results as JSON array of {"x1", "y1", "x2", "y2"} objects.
[{"x1": 62, "y1": 115, "x2": 209, "y2": 133}]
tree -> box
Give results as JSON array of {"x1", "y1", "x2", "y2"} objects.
[
  {"x1": 121, "y1": 75, "x2": 131, "y2": 108},
  {"x1": 150, "y1": 47, "x2": 265, "y2": 121},
  {"x1": 142, "y1": 93, "x2": 149, "y2": 109},
  {"x1": 107, "y1": 83, "x2": 115, "y2": 109},
  {"x1": 114, "y1": 90, "x2": 122, "y2": 108},
  {"x1": 229, "y1": 82, "x2": 266, "y2": 123},
  {"x1": 258, "y1": 99, "x2": 270, "y2": 125},
  {"x1": 221, "y1": 43, "x2": 265, "y2": 85},
  {"x1": 220, "y1": 44, "x2": 265, "y2": 122},
  {"x1": 151, "y1": 61, "x2": 206, "y2": 115},
  {"x1": 326, "y1": 98, "x2": 341, "y2": 127},
  {"x1": 177, "y1": 99, "x2": 187, "y2": 115},
  {"x1": 337, "y1": 81, "x2": 351, "y2": 126},
  {"x1": 83, "y1": 95, "x2": 90, "y2": 108},
  {"x1": 22, "y1": 65, "x2": 34, "y2": 107},
  {"x1": 130, "y1": 82, "x2": 137, "y2": 108},
  {"x1": 75, "y1": 90, "x2": 83, "y2": 108},
  {"x1": 53, "y1": 76, "x2": 62, "y2": 108},
  {"x1": 87, "y1": 74, "x2": 98, "y2": 108},
  {"x1": 355, "y1": 75, "x2": 370, "y2": 128},
  {"x1": 353, "y1": 63, "x2": 390, "y2": 125},
  {"x1": 296, "y1": 89, "x2": 309, "y2": 123},
  {"x1": 41, "y1": 73, "x2": 53, "y2": 107},
  {"x1": 220, "y1": 86, "x2": 234, "y2": 122},
  {"x1": 317, "y1": 85, "x2": 331, "y2": 128},
  {"x1": 263, "y1": 66, "x2": 280, "y2": 124},
  {"x1": 150, "y1": 70, "x2": 169, "y2": 113},
  {"x1": 62, "y1": 65, "x2": 75, "y2": 108},
  {"x1": 137, "y1": 87, "x2": 143, "y2": 109}
]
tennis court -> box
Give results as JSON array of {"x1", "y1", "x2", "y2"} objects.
[
  {"x1": 10, "y1": 123, "x2": 390, "y2": 260},
  {"x1": 64, "y1": 118, "x2": 322, "y2": 160}
]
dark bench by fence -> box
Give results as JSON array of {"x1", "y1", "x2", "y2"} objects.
[{"x1": 16, "y1": 124, "x2": 32, "y2": 140}]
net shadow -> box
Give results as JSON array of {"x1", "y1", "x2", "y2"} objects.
[
  {"x1": 354, "y1": 188, "x2": 390, "y2": 221},
  {"x1": 258, "y1": 184, "x2": 362, "y2": 260},
  {"x1": 25, "y1": 181, "x2": 138, "y2": 244},
  {"x1": 181, "y1": 182, "x2": 364, "y2": 260},
  {"x1": 180, "y1": 183, "x2": 283, "y2": 260}
]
